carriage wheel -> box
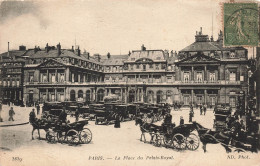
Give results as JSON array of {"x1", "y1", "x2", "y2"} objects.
[
  {"x1": 46, "y1": 130, "x2": 56, "y2": 143},
  {"x1": 80, "y1": 128, "x2": 92, "y2": 144},
  {"x1": 163, "y1": 135, "x2": 173, "y2": 148},
  {"x1": 172, "y1": 134, "x2": 186, "y2": 150},
  {"x1": 66, "y1": 129, "x2": 80, "y2": 145},
  {"x1": 186, "y1": 133, "x2": 200, "y2": 151},
  {"x1": 57, "y1": 131, "x2": 66, "y2": 143}
]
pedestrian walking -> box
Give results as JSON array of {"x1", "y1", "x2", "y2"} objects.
[
  {"x1": 29, "y1": 108, "x2": 36, "y2": 124},
  {"x1": 200, "y1": 105, "x2": 203, "y2": 115},
  {"x1": 189, "y1": 110, "x2": 193, "y2": 122},
  {"x1": 203, "y1": 104, "x2": 207, "y2": 115},
  {"x1": 114, "y1": 114, "x2": 121, "y2": 128},
  {"x1": 75, "y1": 108, "x2": 79, "y2": 122},
  {"x1": 180, "y1": 116, "x2": 184, "y2": 125},
  {"x1": 8, "y1": 107, "x2": 15, "y2": 121}
]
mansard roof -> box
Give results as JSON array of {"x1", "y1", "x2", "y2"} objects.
[
  {"x1": 126, "y1": 49, "x2": 166, "y2": 62},
  {"x1": 101, "y1": 54, "x2": 129, "y2": 66},
  {"x1": 26, "y1": 49, "x2": 101, "y2": 64}
]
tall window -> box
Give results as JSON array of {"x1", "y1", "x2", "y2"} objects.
[
  {"x1": 29, "y1": 72, "x2": 34, "y2": 82},
  {"x1": 209, "y1": 72, "x2": 216, "y2": 82},
  {"x1": 42, "y1": 73, "x2": 47, "y2": 82},
  {"x1": 230, "y1": 72, "x2": 236, "y2": 81},
  {"x1": 197, "y1": 72, "x2": 203, "y2": 82},
  {"x1": 184, "y1": 72, "x2": 190, "y2": 83},
  {"x1": 149, "y1": 64, "x2": 153, "y2": 69},
  {"x1": 51, "y1": 73, "x2": 56, "y2": 83},
  {"x1": 143, "y1": 64, "x2": 146, "y2": 71},
  {"x1": 60, "y1": 73, "x2": 65, "y2": 82},
  {"x1": 136, "y1": 64, "x2": 140, "y2": 69},
  {"x1": 230, "y1": 97, "x2": 236, "y2": 107}
]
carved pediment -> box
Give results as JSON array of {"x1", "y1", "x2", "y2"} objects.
[
  {"x1": 39, "y1": 59, "x2": 65, "y2": 68},
  {"x1": 178, "y1": 54, "x2": 220, "y2": 64}
]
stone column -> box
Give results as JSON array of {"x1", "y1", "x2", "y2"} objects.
[
  {"x1": 54, "y1": 88, "x2": 57, "y2": 101},
  {"x1": 204, "y1": 65, "x2": 207, "y2": 81},
  {"x1": 55, "y1": 69, "x2": 58, "y2": 82},
  {"x1": 204, "y1": 89, "x2": 207, "y2": 106},
  {"x1": 191, "y1": 66, "x2": 194, "y2": 81},
  {"x1": 191, "y1": 89, "x2": 194, "y2": 105},
  {"x1": 47, "y1": 69, "x2": 49, "y2": 82}
]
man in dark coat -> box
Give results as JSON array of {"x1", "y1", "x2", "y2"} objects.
[
  {"x1": 29, "y1": 108, "x2": 36, "y2": 124},
  {"x1": 36, "y1": 104, "x2": 40, "y2": 115},
  {"x1": 163, "y1": 112, "x2": 172, "y2": 125},
  {"x1": 59, "y1": 108, "x2": 67, "y2": 123},
  {"x1": 189, "y1": 110, "x2": 193, "y2": 122},
  {"x1": 75, "y1": 108, "x2": 79, "y2": 122},
  {"x1": 8, "y1": 107, "x2": 15, "y2": 121},
  {"x1": 180, "y1": 116, "x2": 184, "y2": 125}
]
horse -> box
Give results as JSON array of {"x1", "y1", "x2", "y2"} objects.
[
  {"x1": 192, "y1": 122, "x2": 233, "y2": 153},
  {"x1": 30, "y1": 118, "x2": 54, "y2": 140},
  {"x1": 135, "y1": 117, "x2": 162, "y2": 143}
]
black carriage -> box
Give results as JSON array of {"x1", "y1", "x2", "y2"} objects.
[
  {"x1": 213, "y1": 105, "x2": 231, "y2": 131},
  {"x1": 46, "y1": 120, "x2": 92, "y2": 145},
  {"x1": 78, "y1": 105, "x2": 92, "y2": 119},
  {"x1": 127, "y1": 104, "x2": 138, "y2": 120},
  {"x1": 114, "y1": 104, "x2": 129, "y2": 122},
  {"x1": 42, "y1": 102, "x2": 64, "y2": 120},
  {"x1": 153, "y1": 124, "x2": 200, "y2": 150}
]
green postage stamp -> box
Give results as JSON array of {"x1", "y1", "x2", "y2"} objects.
[{"x1": 224, "y1": 3, "x2": 259, "y2": 47}]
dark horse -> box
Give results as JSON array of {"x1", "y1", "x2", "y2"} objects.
[
  {"x1": 30, "y1": 118, "x2": 54, "y2": 140},
  {"x1": 135, "y1": 117, "x2": 162, "y2": 143},
  {"x1": 192, "y1": 122, "x2": 233, "y2": 153}
]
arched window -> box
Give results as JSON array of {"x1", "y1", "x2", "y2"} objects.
[
  {"x1": 70, "y1": 90, "x2": 76, "y2": 101},
  {"x1": 166, "y1": 90, "x2": 173, "y2": 104},
  {"x1": 147, "y1": 90, "x2": 154, "y2": 103},
  {"x1": 129, "y1": 89, "x2": 135, "y2": 103},
  {"x1": 86, "y1": 90, "x2": 91, "y2": 102},
  {"x1": 156, "y1": 90, "x2": 163, "y2": 103},
  {"x1": 78, "y1": 90, "x2": 83, "y2": 101},
  {"x1": 97, "y1": 89, "x2": 104, "y2": 102}
]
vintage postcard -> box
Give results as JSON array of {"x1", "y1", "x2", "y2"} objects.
[{"x1": 0, "y1": 0, "x2": 260, "y2": 166}]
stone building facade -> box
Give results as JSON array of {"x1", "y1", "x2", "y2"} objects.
[{"x1": 0, "y1": 28, "x2": 249, "y2": 107}]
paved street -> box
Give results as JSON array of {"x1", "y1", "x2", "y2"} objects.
[{"x1": 0, "y1": 105, "x2": 259, "y2": 166}]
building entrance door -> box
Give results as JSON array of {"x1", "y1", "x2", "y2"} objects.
[{"x1": 184, "y1": 96, "x2": 190, "y2": 105}]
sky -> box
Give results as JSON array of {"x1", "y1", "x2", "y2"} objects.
[{"x1": 0, "y1": 0, "x2": 255, "y2": 56}]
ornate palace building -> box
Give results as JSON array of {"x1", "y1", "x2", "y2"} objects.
[{"x1": 0, "y1": 28, "x2": 249, "y2": 107}]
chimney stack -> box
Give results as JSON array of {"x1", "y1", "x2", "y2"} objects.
[
  {"x1": 8, "y1": 42, "x2": 9, "y2": 52},
  {"x1": 72, "y1": 46, "x2": 74, "y2": 52},
  {"x1": 141, "y1": 44, "x2": 146, "y2": 51},
  {"x1": 46, "y1": 43, "x2": 49, "y2": 53},
  {"x1": 87, "y1": 52, "x2": 90, "y2": 59},
  {"x1": 34, "y1": 46, "x2": 37, "y2": 53},
  {"x1": 107, "y1": 52, "x2": 111, "y2": 59},
  {"x1": 57, "y1": 43, "x2": 61, "y2": 55},
  {"x1": 77, "y1": 46, "x2": 80, "y2": 56}
]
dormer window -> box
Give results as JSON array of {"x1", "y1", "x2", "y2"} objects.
[{"x1": 230, "y1": 52, "x2": 235, "y2": 58}]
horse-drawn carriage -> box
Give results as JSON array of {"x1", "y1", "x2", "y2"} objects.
[
  {"x1": 213, "y1": 105, "x2": 231, "y2": 131},
  {"x1": 135, "y1": 118, "x2": 200, "y2": 151},
  {"x1": 46, "y1": 120, "x2": 92, "y2": 145}
]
